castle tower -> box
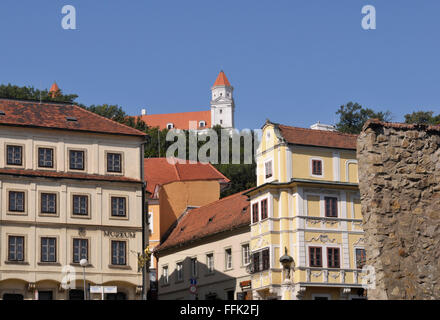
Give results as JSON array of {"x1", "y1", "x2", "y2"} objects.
[
  {"x1": 210, "y1": 71, "x2": 234, "y2": 129},
  {"x1": 49, "y1": 82, "x2": 60, "y2": 98}
]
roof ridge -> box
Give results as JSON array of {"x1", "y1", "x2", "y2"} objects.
[
  {"x1": 72, "y1": 104, "x2": 146, "y2": 136},
  {"x1": 138, "y1": 110, "x2": 210, "y2": 117},
  {"x1": 278, "y1": 123, "x2": 358, "y2": 137},
  {"x1": 0, "y1": 97, "x2": 72, "y2": 106}
]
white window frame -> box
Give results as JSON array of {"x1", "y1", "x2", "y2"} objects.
[
  {"x1": 206, "y1": 253, "x2": 214, "y2": 274},
  {"x1": 176, "y1": 261, "x2": 183, "y2": 281},
  {"x1": 166, "y1": 123, "x2": 174, "y2": 129},
  {"x1": 310, "y1": 157, "x2": 324, "y2": 178},
  {"x1": 148, "y1": 212, "x2": 153, "y2": 234},
  {"x1": 241, "y1": 243, "x2": 250, "y2": 266},
  {"x1": 225, "y1": 247, "x2": 233, "y2": 270},
  {"x1": 162, "y1": 265, "x2": 169, "y2": 285},
  {"x1": 199, "y1": 120, "x2": 206, "y2": 128},
  {"x1": 264, "y1": 158, "x2": 274, "y2": 183}
]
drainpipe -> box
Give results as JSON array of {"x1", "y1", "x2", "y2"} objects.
[{"x1": 140, "y1": 138, "x2": 148, "y2": 300}]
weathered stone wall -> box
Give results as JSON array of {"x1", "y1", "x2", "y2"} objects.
[{"x1": 357, "y1": 119, "x2": 440, "y2": 300}]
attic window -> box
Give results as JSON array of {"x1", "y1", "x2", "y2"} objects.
[
  {"x1": 242, "y1": 207, "x2": 247, "y2": 213},
  {"x1": 180, "y1": 227, "x2": 185, "y2": 232},
  {"x1": 208, "y1": 217, "x2": 214, "y2": 223},
  {"x1": 66, "y1": 116, "x2": 77, "y2": 122},
  {"x1": 0, "y1": 111, "x2": 5, "y2": 115},
  {"x1": 167, "y1": 123, "x2": 174, "y2": 129}
]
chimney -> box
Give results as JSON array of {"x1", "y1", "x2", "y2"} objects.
[
  {"x1": 310, "y1": 121, "x2": 336, "y2": 131},
  {"x1": 141, "y1": 108, "x2": 147, "y2": 116}
]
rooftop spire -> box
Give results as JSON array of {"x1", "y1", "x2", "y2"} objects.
[
  {"x1": 49, "y1": 82, "x2": 60, "y2": 98},
  {"x1": 213, "y1": 70, "x2": 231, "y2": 87}
]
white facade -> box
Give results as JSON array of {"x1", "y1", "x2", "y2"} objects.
[{"x1": 210, "y1": 83, "x2": 235, "y2": 129}]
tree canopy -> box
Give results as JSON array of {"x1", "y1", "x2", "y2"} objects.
[
  {"x1": 335, "y1": 102, "x2": 392, "y2": 134},
  {"x1": 404, "y1": 111, "x2": 440, "y2": 125}
]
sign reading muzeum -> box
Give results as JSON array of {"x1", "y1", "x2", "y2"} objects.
[{"x1": 0, "y1": 99, "x2": 148, "y2": 300}]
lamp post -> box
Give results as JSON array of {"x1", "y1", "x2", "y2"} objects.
[
  {"x1": 80, "y1": 258, "x2": 88, "y2": 300},
  {"x1": 279, "y1": 247, "x2": 295, "y2": 300}
]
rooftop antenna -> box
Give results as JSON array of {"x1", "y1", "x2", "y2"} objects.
[{"x1": 39, "y1": 80, "x2": 42, "y2": 104}]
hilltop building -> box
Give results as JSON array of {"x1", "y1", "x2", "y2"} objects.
[{"x1": 137, "y1": 71, "x2": 235, "y2": 131}]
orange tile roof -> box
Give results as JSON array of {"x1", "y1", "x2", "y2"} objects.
[
  {"x1": 276, "y1": 123, "x2": 357, "y2": 150},
  {"x1": 137, "y1": 110, "x2": 211, "y2": 130},
  {"x1": 144, "y1": 158, "x2": 230, "y2": 195},
  {"x1": 155, "y1": 190, "x2": 250, "y2": 252},
  {"x1": 213, "y1": 70, "x2": 231, "y2": 87},
  {"x1": 0, "y1": 99, "x2": 146, "y2": 137},
  {"x1": 0, "y1": 168, "x2": 142, "y2": 184}
]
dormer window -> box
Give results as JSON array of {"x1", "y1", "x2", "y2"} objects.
[
  {"x1": 199, "y1": 121, "x2": 206, "y2": 128},
  {"x1": 167, "y1": 123, "x2": 174, "y2": 130}
]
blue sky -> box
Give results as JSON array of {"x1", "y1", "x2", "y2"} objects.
[{"x1": 0, "y1": 0, "x2": 439, "y2": 129}]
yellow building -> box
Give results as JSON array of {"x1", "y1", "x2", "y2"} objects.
[{"x1": 245, "y1": 121, "x2": 366, "y2": 300}]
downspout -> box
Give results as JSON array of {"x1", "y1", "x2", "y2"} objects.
[{"x1": 140, "y1": 138, "x2": 148, "y2": 300}]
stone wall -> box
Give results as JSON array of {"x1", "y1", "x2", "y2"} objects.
[{"x1": 357, "y1": 119, "x2": 440, "y2": 300}]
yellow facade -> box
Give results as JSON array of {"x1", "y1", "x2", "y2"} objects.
[{"x1": 247, "y1": 122, "x2": 366, "y2": 300}]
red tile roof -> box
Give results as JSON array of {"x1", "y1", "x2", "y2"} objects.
[
  {"x1": 144, "y1": 158, "x2": 230, "y2": 195},
  {"x1": 155, "y1": 190, "x2": 250, "y2": 252},
  {"x1": 0, "y1": 168, "x2": 142, "y2": 183},
  {"x1": 0, "y1": 99, "x2": 146, "y2": 137},
  {"x1": 213, "y1": 70, "x2": 231, "y2": 87},
  {"x1": 137, "y1": 110, "x2": 211, "y2": 130},
  {"x1": 276, "y1": 123, "x2": 357, "y2": 150}
]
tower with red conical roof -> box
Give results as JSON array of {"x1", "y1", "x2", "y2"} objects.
[
  {"x1": 49, "y1": 82, "x2": 60, "y2": 98},
  {"x1": 210, "y1": 70, "x2": 234, "y2": 129}
]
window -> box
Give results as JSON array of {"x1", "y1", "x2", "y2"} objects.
[
  {"x1": 38, "y1": 148, "x2": 54, "y2": 168},
  {"x1": 41, "y1": 193, "x2": 57, "y2": 214},
  {"x1": 325, "y1": 197, "x2": 338, "y2": 217},
  {"x1": 252, "y1": 248, "x2": 270, "y2": 272},
  {"x1": 220, "y1": 120, "x2": 223, "y2": 125},
  {"x1": 265, "y1": 161, "x2": 273, "y2": 179},
  {"x1": 73, "y1": 239, "x2": 88, "y2": 263},
  {"x1": 260, "y1": 199, "x2": 268, "y2": 220},
  {"x1": 220, "y1": 109, "x2": 223, "y2": 114},
  {"x1": 327, "y1": 248, "x2": 340, "y2": 268},
  {"x1": 190, "y1": 258, "x2": 197, "y2": 278},
  {"x1": 163, "y1": 266, "x2": 169, "y2": 284},
  {"x1": 242, "y1": 244, "x2": 250, "y2": 266},
  {"x1": 69, "y1": 150, "x2": 84, "y2": 170},
  {"x1": 176, "y1": 262, "x2": 183, "y2": 281},
  {"x1": 252, "y1": 203, "x2": 259, "y2": 223},
  {"x1": 7, "y1": 145, "x2": 22, "y2": 165},
  {"x1": 312, "y1": 159, "x2": 322, "y2": 176},
  {"x1": 206, "y1": 253, "x2": 214, "y2": 273},
  {"x1": 111, "y1": 241, "x2": 126, "y2": 265},
  {"x1": 148, "y1": 212, "x2": 153, "y2": 234},
  {"x1": 107, "y1": 153, "x2": 122, "y2": 173},
  {"x1": 41, "y1": 237, "x2": 56, "y2": 262},
  {"x1": 226, "y1": 290, "x2": 235, "y2": 300},
  {"x1": 8, "y1": 236, "x2": 24, "y2": 261},
  {"x1": 199, "y1": 121, "x2": 206, "y2": 128},
  {"x1": 9, "y1": 191, "x2": 25, "y2": 212},
  {"x1": 167, "y1": 123, "x2": 174, "y2": 129},
  {"x1": 309, "y1": 247, "x2": 322, "y2": 267},
  {"x1": 225, "y1": 248, "x2": 232, "y2": 270},
  {"x1": 111, "y1": 197, "x2": 126, "y2": 217},
  {"x1": 73, "y1": 195, "x2": 88, "y2": 216},
  {"x1": 355, "y1": 248, "x2": 366, "y2": 269}
]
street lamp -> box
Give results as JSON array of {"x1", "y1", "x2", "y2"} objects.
[
  {"x1": 80, "y1": 258, "x2": 88, "y2": 300},
  {"x1": 279, "y1": 247, "x2": 294, "y2": 281}
]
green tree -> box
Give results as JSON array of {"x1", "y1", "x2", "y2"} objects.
[
  {"x1": 0, "y1": 83, "x2": 78, "y2": 103},
  {"x1": 335, "y1": 102, "x2": 392, "y2": 134},
  {"x1": 404, "y1": 111, "x2": 440, "y2": 125}
]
